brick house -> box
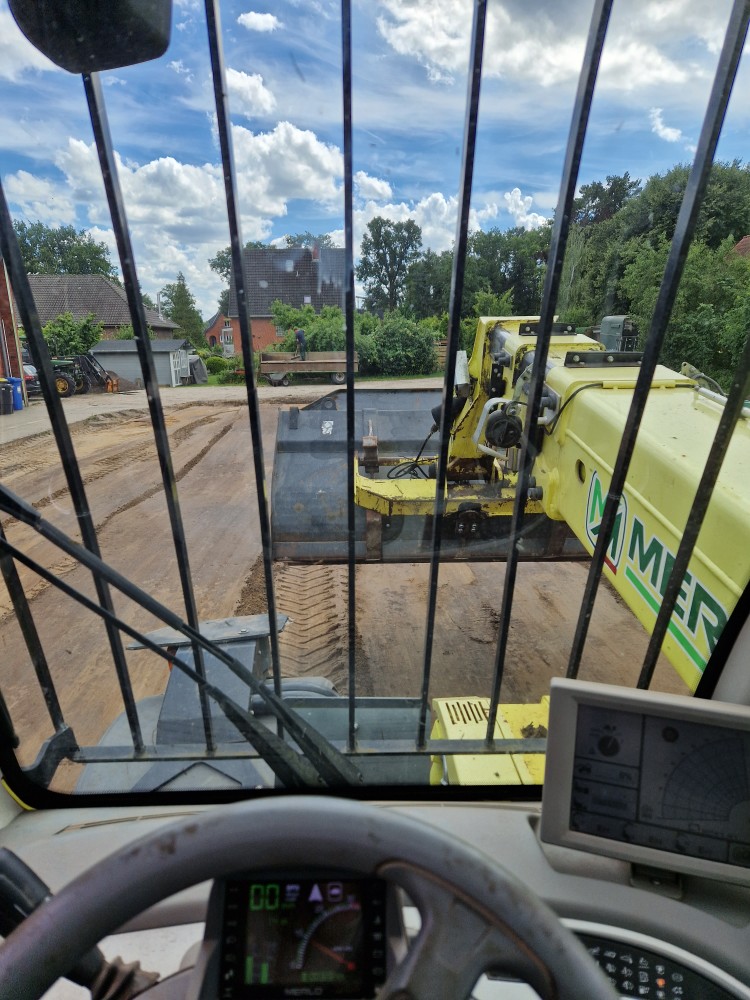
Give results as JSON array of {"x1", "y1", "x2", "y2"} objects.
[
  {"x1": 221, "y1": 246, "x2": 346, "y2": 354},
  {"x1": 204, "y1": 311, "x2": 235, "y2": 357},
  {"x1": 24, "y1": 274, "x2": 180, "y2": 340},
  {"x1": 0, "y1": 261, "x2": 23, "y2": 382}
]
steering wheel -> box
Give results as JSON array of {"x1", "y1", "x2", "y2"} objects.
[{"x1": 0, "y1": 797, "x2": 618, "y2": 999}]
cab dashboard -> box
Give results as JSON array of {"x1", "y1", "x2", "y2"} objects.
[
  {"x1": 1, "y1": 679, "x2": 749, "y2": 999},
  {"x1": 0, "y1": 795, "x2": 747, "y2": 1000}
]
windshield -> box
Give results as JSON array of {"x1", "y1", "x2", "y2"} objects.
[{"x1": 0, "y1": 0, "x2": 749, "y2": 803}]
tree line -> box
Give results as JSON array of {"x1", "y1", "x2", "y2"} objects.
[
  {"x1": 354, "y1": 161, "x2": 750, "y2": 386},
  {"x1": 13, "y1": 159, "x2": 749, "y2": 382}
]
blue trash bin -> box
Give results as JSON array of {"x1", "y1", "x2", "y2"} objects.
[{"x1": 8, "y1": 377, "x2": 24, "y2": 410}]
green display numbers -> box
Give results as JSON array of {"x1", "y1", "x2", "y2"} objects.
[{"x1": 249, "y1": 882, "x2": 280, "y2": 912}]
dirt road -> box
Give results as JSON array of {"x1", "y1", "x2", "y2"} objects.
[{"x1": 0, "y1": 391, "x2": 687, "y2": 776}]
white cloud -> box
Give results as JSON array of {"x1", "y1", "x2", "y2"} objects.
[
  {"x1": 644, "y1": 0, "x2": 728, "y2": 55},
  {"x1": 600, "y1": 41, "x2": 688, "y2": 91},
  {"x1": 226, "y1": 68, "x2": 276, "y2": 117},
  {"x1": 372, "y1": 0, "x2": 712, "y2": 91},
  {"x1": 649, "y1": 107, "x2": 682, "y2": 142},
  {"x1": 354, "y1": 171, "x2": 392, "y2": 201},
  {"x1": 231, "y1": 120, "x2": 343, "y2": 213},
  {"x1": 354, "y1": 191, "x2": 500, "y2": 257},
  {"x1": 49, "y1": 139, "x2": 232, "y2": 313},
  {"x1": 168, "y1": 60, "x2": 194, "y2": 84},
  {"x1": 374, "y1": 1, "x2": 585, "y2": 86},
  {"x1": 376, "y1": 0, "x2": 469, "y2": 84},
  {"x1": 237, "y1": 11, "x2": 282, "y2": 32},
  {"x1": 503, "y1": 188, "x2": 548, "y2": 230},
  {"x1": 33, "y1": 125, "x2": 347, "y2": 315},
  {"x1": 0, "y1": 9, "x2": 59, "y2": 81},
  {"x1": 3, "y1": 170, "x2": 76, "y2": 226}
]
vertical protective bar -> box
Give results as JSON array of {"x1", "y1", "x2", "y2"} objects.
[
  {"x1": 341, "y1": 0, "x2": 357, "y2": 750},
  {"x1": 485, "y1": 0, "x2": 614, "y2": 741},
  {"x1": 0, "y1": 181, "x2": 145, "y2": 754},
  {"x1": 417, "y1": 0, "x2": 487, "y2": 747},
  {"x1": 637, "y1": 332, "x2": 750, "y2": 688},
  {"x1": 83, "y1": 72, "x2": 215, "y2": 751},
  {"x1": 566, "y1": 0, "x2": 750, "y2": 681},
  {"x1": 204, "y1": 0, "x2": 283, "y2": 703},
  {"x1": 0, "y1": 526, "x2": 66, "y2": 733}
]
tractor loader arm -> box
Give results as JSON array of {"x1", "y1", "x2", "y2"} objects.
[{"x1": 271, "y1": 317, "x2": 750, "y2": 690}]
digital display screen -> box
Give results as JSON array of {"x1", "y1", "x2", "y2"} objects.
[
  {"x1": 570, "y1": 704, "x2": 750, "y2": 868},
  {"x1": 219, "y1": 875, "x2": 387, "y2": 998}
]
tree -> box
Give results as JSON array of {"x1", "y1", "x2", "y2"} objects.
[
  {"x1": 115, "y1": 323, "x2": 154, "y2": 340},
  {"x1": 467, "y1": 225, "x2": 551, "y2": 315},
  {"x1": 284, "y1": 232, "x2": 338, "y2": 249},
  {"x1": 573, "y1": 173, "x2": 641, "y2": 227},
  {"x1": 207, "y1": 241, "x2": 267, "y2": 284},
  {"x1": 616, "y1": 161, "x2": 750, "y2": 250},
  {"x1": 619, "y1": 235, "x2": 750, "y2": 388},
  {"x1": 217, "y1": 288, "x2": 230, "y2": 316},
  {"x1": 404, "y1": 249, "x2": 454, "y2": 319},
  {"x1": 356, "y1": 217, "x2": 422, "y2": 313},
  {"x1": 559, "y1": 160, "x2": 750, "y2": 330},
  {"x1": 13, "y1": 221, "x2": 117, "y2": 278},
  {"x1": 472, "y1": 289, "x2": 514, "y2": 318},
  {"x1": 159, "y1": 273, "x2": 204, "y2": 348},
  {"x1": 42, "y1": 312, "x2": 103, "y2": 355}
]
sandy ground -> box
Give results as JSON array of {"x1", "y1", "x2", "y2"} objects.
[{"x1": 0, "y1": 385, "x2": 687, "y2": 781}]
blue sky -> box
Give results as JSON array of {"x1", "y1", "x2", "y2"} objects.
[{"x1": 1, "y1": 0, "x2": 748, "y2": 319}]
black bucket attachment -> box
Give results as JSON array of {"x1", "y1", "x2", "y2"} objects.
[{"x1": 270, "y1": 388, "x2": 586, "y2": 563}]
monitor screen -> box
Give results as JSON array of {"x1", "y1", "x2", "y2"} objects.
[{"x1": 540, "y1": 679, "x2": 750, "y2": 885}]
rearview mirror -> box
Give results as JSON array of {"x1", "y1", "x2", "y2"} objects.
[{"x1": 9, "y1": 0, "x2": 173, "y2": 73}]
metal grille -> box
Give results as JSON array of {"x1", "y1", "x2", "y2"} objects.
[{"x1": 0, "y1": 0, "x2": 748, "y2": 793}]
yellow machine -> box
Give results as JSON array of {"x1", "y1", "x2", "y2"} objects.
[
  {"x1": 270, "y1": 314, "x2": 749, "y2": 785},
  {"x1": 349, "y1": 317, "x2": 749, "y2": 693}
]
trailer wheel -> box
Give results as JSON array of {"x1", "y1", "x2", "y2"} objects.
[
  {"x1": 331, "y1": 371, "x2": 346, "y2": 384},
  {"x1": 54, "y1": 372, "x2": 76, "y2": 397}
]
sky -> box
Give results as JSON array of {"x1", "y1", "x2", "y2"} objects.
[{"x1": 1, "y1": 0, "x2": 748, "y2": 320}]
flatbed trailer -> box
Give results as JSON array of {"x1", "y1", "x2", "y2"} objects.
[{"x1": 259, "y1": 350, "x2": 357, "y2": 386}]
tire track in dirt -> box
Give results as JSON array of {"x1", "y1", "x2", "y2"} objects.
[
  {"x1": 2, "y1": 412, "x2": 229, "y2": 528},
  {"x1": 93, "y1": 412, "x2": 237, "y2": 531},
  {"x1": 0, "y1": 409, "x2": 240, "y2": 619},
  {"x1": 235, "y1": 560, "x2": 354, "y2": 691}
]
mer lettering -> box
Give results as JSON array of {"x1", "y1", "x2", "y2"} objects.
[{"x1": 627, "y1": 517, "x2": 727, "y2": 660}]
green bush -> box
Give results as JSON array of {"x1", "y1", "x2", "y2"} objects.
[
  {"x1": 266, "y1": 301, "x2": 436, "y2": 377},
  {"x1": 217, "y1": 368, "x2": 245, "y2": 384},
  {"x1": 370, "y1": 313, "x2": 436, "y2": 376},
  {"x1": 353, "y1": 332, "x2": 379, "y2": 375},
  {"x1": 205, "y1": 355, "x2": 228, "y2": 374}
]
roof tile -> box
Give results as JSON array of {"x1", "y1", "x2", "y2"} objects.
[
  {"x1": 228, "y1": 247, "x2": 345, "y2": 317},
  {"x1": 25, "y1": 274, "x2": 179, "y2": 332}
]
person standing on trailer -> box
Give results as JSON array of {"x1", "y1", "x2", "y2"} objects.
[{"x1": 295, "y1": 328, "x2": 307, "y2": 361}]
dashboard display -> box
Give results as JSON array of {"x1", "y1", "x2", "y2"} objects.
[
  {"x1": 219, "y1": 875, "x2": 387, "y2": 998},
  {"x1": 570, "y1": 706, "x2": 750, "y2": 868},
  {"x1": 541, "y1": 679, "x2": 750, "y2": 885}
]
